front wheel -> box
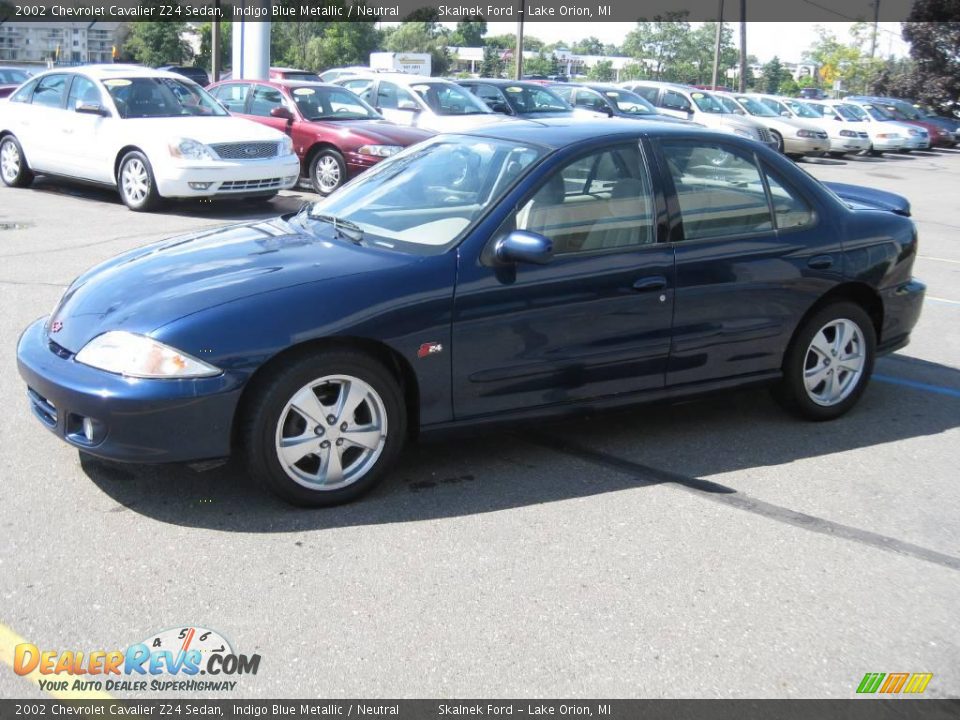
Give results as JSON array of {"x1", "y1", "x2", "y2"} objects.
[
  {"x1": 118, "y1": 151, "x2": 162, "y2": 211},
  {"x1": 0, "y1": 135, "x2": 34, "y2": 188},
  {"x1": 827, "y1": 151, "x2": 846, "y2": 158},
  {"x1": 776, "y1": 302, "x2": 876, "y2": 421},
  {"x1": 771, "y1": 130, "x2": 784, "y2": 153},
  {"x1": 309, "y1": 148, "x2": 346, "y2": 195},
  {"x1": 242, "y1": 349, "x2": 406, "y2": 506}
]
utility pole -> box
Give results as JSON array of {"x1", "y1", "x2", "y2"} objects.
[
  {"x1": 869, "y1": 0, "x2": 880, "y2": 58},
  {"x1": 738, "y1": 0, "x2": 747, "y2": 92},
  {"x1": 211, "y1": 4, "x2": 220, "y2": 82},
  {"x1": 515, "y1": 0, "x2": 525, "y2": 80},
  {"x1": 711, "y1": 0, "x2": 724, "y2": 90}
]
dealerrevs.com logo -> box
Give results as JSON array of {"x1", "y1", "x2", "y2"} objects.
[
  {"x1": 857, "y1": 672, "x2": 933, "y2": 694},
  {"x1": 14, "y1": 626, "x2": 260, "y2": 694}
]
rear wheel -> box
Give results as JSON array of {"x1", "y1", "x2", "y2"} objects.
[
  {"x1": 242, "y1": 349, "x2": 406, "y2": 506},
  {"x1": 771, "y1": 130, "x2": 784, "y2": 153},
  {"x1": 776, "y1": 302, "x2": 876, "y2": 421},
  {"x1": 118, "y1": 151, "x2": 161, "y2": 211},
  {"x1": 0, "y1": 135, "x2": 34, "y2": 188}
]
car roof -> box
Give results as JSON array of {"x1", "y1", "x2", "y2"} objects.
[
  {"x1": 369, "y1": 74, "x2": 456, "y2": 86},
  {"x1": 460, "y1": 78, "x2": 552, "y2": 88},
  {"x1": 36, "y1": 64, "x2": 187, "y2": 81},
  {"x1": 457, "y1": 117, "x2": 723, "y2": 149}
]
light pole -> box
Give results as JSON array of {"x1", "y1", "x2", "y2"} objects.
[
  {"x1": 515, "y1": 0, "x2": 525, "y2": 80},
  {"x1": 711, "y1": 0, "x2": 724, "y2": 90}
]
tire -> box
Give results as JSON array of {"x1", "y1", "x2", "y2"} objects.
[
  {"x1": 242, "y1": 349, "x2": 406, "y2": 506},
  {"x1": 771, "y1": 130, "x2": 784, "y2": 153},
  {"x1": 776, "y1": 302, "x2": 876, "y2": 421},
  {"x1": 828, "y1": 151, "x2": 846, "y2": 159},
  {"x1": 0, "y1": 135, "x2": 34, "y2": 188},
  {"x1": 899, "y1": 148, "x2": 912, "y2": 154},
  {"x1": 309, "y1": 148, "x2": 346, "y2": 195},
  {"x1": 117, "y1": 150, "x2": 161, "y2": 212}
]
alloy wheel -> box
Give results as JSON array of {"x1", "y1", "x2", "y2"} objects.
[
  {"x1": 803, "y1": 318, "x2": 866, "y2": 407},
  {"x1": 274, "y1": 374, "x2": 388, "y2": 490},
  {"x1": 315, "y1": 156, "x2": 341, "y2": 194},
  {"x1": 121, "y1": 158, "x2": 149, "y2": 204},
  {"x1": 0, "y1": 140, "x2": 20, "y2": 183}
]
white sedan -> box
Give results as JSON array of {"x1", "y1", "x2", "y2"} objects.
[{"x1": 0, "y1": 65, "x2": 300, "y2": 211}]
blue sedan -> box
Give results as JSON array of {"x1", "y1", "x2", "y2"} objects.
[{"x1": 17, "y1": 119, "x2": 925, "y2": 506}]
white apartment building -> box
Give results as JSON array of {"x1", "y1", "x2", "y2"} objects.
[{"x1": 0, "y1": 22, "x2": 123, "y2": 66}]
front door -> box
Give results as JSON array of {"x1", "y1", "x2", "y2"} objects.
[
  {"x1": 452, "y1": 142, "x2": 675, "y2": 419},
  {"x1": 58, "y1": 74, "x2": 114, "y2": 183}
]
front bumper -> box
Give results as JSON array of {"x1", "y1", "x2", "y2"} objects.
[
  {"x1": 782, "y1": 135, "x2": 830, "y2": 154},
  {"x1": 877, "y1": 279, "x2": 926, "y2": 355},
  {"x1": 871, "y1": 136, "x2": 904, "y2": 151},
  {"x1": 17, "y1": 318, "x2": 241, "y2": 463},
  {"x1": 155, "y1": 154, "x2": 301, "y2": 198},
  {"x1": 827, "y1": 136, "x2": 871, "y2": 152},
  {"x1": 902, "y1": 135, "x2": 929, "y2": 150},
  {"x1": 344, "y1": 151, "x2": 385, "y2": 180}
]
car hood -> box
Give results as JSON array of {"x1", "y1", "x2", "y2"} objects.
[
  {"x1": 313, "y1": 119, "x2": 433, "y2": 146},
  {"x1": 422, "y1": 112, "x2": 515, "y2": 132},
  {"x1": 48, "y1": 216, "x2": 414, "y2": 352},
  {"x1": 123, "y1": 115, "x2": 285, "y2": 144}
]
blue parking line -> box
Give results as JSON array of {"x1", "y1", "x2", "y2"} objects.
[{"x1": 874, "y1": 373, "x2": 960, "y2": 399}]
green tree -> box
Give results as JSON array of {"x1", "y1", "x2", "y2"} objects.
[
  {"x1": 587, "y1": 60, "x2": 615, "y2": 81},
  {"x1": 384, "y1": 21, "x2": 452, "y2": 75},
  {"x1": 686, "y1": 22, "x2": 737, "y2": 85},
  {"x1": 305, "y1": 22, "x2": 380, "y2": 72},
  {"x1": 524, "y1": 51, "x2": 558, "y2": 77},
  {"x1": 622, "y1": 13, "x2": 693, "y2": 81},
  {"x1": 449, "y1": 19, "x2": 487, "y2": 47},
  {"x1": 124, "y1": 21, "x2": 193, "y2": 67},
  {"x1": 271, "y1": 22, "x2": 328, "y2": 69},
  {"x1": 620, "y1": 62, "x2": 647, "y2": 81},
  {"x1": 779, "y1": 75, "x2": 800, "y2": 96},
  {"x1": 480, "y1": 45, "x2": 506, "y2": 78},
  {"x1": 899, "y1": 0, "x2": 960, "y2": 108},
  {"x1": 762, "y1": 56, "x2": 785, "y2": 94},
  {"x1": 197, "y1": 21, "x2": 231, "y2": 72},
  {"x1": 570, "y1": 36, "x2": 604, "y2": 55},
  {"x1": 484, "y1": 33, "x2": 516, "y2": 49}
]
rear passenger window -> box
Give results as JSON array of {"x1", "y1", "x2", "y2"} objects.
[
  {"x1": 213, "y1": 83, "x2": 250, "y2": 113},
  {"x1": 764, "y1": 169, "x2": 814, "y2": 229},
  {"x1": 248, "y1": 85, "x2": 286, "y2": 117},
  {"x1": 515, "y1": 144, "x2": 655, "y2": 254},
  {"x1": 661, "y1": 141, "x2": 772, "y2": 240}
]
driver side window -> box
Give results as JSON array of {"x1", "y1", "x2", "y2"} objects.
[{"x1": 515, "y1": 144, "x2": 656, "y2": 254}]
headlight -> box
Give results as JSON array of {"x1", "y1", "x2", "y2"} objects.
[
  {"x1": 796, "y1": 129, "x2": 818, "y2": 138},
  {"x1": 839, "y1": 129, "x2": 858, "y2": 137},
  {"x1": 169, "y1": 138, "x2": 215, "y2": 161},
  {"x1": 907, "y1": 128, "x2": 921, "y2": 136},
  {"x1": 357, "y1": 144, "x2": 403, "y2": 158},
  {"x1": 75, "y1": 331, "x2": 221, "y2": 379},
  {"x1": 279, "y1": 135, "x2": 294, "y2": 156},
  {"x1": 877, "y1": 133, "x2": 899, "y2": 139}
]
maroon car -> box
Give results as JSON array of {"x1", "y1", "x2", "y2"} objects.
[
  {"x1": 208, "y1": 79, "x2": 433, "y2": 194},
  {"x1": 0, "y1": 67, "x2": 31, "y2": 100}
]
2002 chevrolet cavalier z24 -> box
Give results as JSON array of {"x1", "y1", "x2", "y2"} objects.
[{"x1": 16, "y1": 119, "x2": 925, "y2": 506}]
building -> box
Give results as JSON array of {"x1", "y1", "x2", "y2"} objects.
[
  {"x1": 447, "y1": 46, "x2": 642, "y2": 81},
  {"x1": 0, "y1": 22, "x2": 123, "y2": 67}
]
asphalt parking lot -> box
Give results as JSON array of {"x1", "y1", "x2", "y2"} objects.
[{"x1": 1, "y1": 148, "x2": 958, "y2": 700}]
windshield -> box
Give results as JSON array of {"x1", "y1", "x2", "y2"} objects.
[
  {"x1": 104, "y1": 77, "x2": 227, "y2": 119},
  {"x1": 301, "y1": 136, "x2": 547, "y2": 253},
  {"x1": 862, "y1": 103, "x2": 893, "y2": 120},
  {"x1": 409, "y1": 82, "x2": 490, "y2": 115},
  {"x1": 785, "y1": 99, "x2": 821, "y2": 118},
  {"x1": 689, "y1": 90, "x2": 725, "y2": 113},
  {"x1": 502, "y1": 85, "x2": 570, "y2": 113},
  {"x1": 885, "y1": 101, "x2": 920, "y2": 120},
  {"x1": 734, "y1": 96, "x2": 778, "y2": 117},
  {"x1": 602, "y1": 88, "x2": 657, "y2": 114},
  {"x1": 0, "y1": 68, "x2": 29, "y2": 84},
  {"x1": 842, "y1": 104, "x2": 868, "y2": 121},
  {"x1": 717, "y1": 96, "x2": 743, "y2": 114},
  {"x1": 290, "y1": 85, "x2": 379, "y2": 120}
]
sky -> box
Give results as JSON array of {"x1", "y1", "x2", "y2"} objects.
[{"x1": 455, "y1": 21, "x2": 910, "y2": 62}]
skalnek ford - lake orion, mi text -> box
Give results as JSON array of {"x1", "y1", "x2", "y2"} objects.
[{"x1": 438, "y1": 3, "x2": 610, "y2": 16}]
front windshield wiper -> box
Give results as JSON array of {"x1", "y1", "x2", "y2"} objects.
[{"x1": 302, "y1": 208, "x2": 364, "y2": 244}]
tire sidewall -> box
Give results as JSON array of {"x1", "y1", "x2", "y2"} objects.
[
  {"x1": 782, "y1": 302, "x2": 877, "y2": 421},
  {"x1": 0, "y1": 135, "x2": 32, "y2": 187},
  {"x1": 245, "y1": 351, "x2": 406, "y2": 506},
  {"x1": 118, "y1": 150, "x2": 160, "y2": 211},
  {"x1": 771, "y1": 130, "x2": 784, "y2": 153},
  {"x1": 309, "y1": 148, "x2": 346, "y2": 195}
]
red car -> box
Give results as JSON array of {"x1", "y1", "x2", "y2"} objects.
[
  {"x1": 208, "y1": 79, "x2": 433, "y2": 194},
  {"x1": 269, "y1": 67, "x2": 323, "y2": 82}
]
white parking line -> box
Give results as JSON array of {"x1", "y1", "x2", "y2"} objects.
[
  {"x1": 918, "y1": 255, "x2": 960, "y2": 264},
  {"x1": 927, "y1": 296, "x2": 960, "y2": 306}
]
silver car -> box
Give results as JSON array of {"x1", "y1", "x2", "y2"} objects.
[{"x1": 717, "y1": 93, "x2": 829, "y2": 157}]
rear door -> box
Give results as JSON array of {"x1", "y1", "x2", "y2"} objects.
[
  {"x1": 654, "y1": 138, "x2": 842, "y2": 385},
  {"x1": 19, "y1": 73, "x2": 71, "y2": 171}
]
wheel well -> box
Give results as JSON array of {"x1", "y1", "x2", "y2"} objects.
[
  {"x1": 232, "y1": 336, "x2": 421, "y2": 450},
  {"x1": 785, "y1": 282, "x2": 884, "y2": 363},
  {"x1": 306, "y1": 142, "x2": 341, "y2": 168},
  {"x1": 113, "y1": 146, "x2": 143, "y2": 182}
]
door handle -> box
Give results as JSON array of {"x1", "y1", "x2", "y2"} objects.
[
  {"x1": 808, "y1": 254, "x2": 834, "y2": 270},
  {"x1": 632, "y1": 276, "x2": 668, "y2": 292}
]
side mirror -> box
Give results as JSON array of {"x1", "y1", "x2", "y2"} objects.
[
  {"x1": 781, "y1": 110, "x2": 791, "y2": 117},
  {"x1": 489, "y1": 101, "x2": 510, "y2": 114},
  {"x1": 398, "y1": 100, "x2": 420, "y2": 112},
  {"x1": 495, "y1": 230, "x2": 554, "y2": 265},
  {"x1": 270, "y1": 106, "x2": 293, "y2": 120},
  {"x1": 76, "y1": 102, "x2": 108, "y2": 116},
  {"x1": 604, "y1": 105, "x2": 615, "y2": 118}
]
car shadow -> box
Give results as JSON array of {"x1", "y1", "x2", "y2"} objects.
[
  {"x1": 80, "y1": 354, "x2": 960, "y2": 532},
  {"x1": 25, "y1": 176, "x2": 310, "y2": 222},
  {"x1": 799, "y1": 156, "x2": 846, "y2": 166},
  {"x1": 842, "y1": 154, "x2": 886, "y2": 163}
]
